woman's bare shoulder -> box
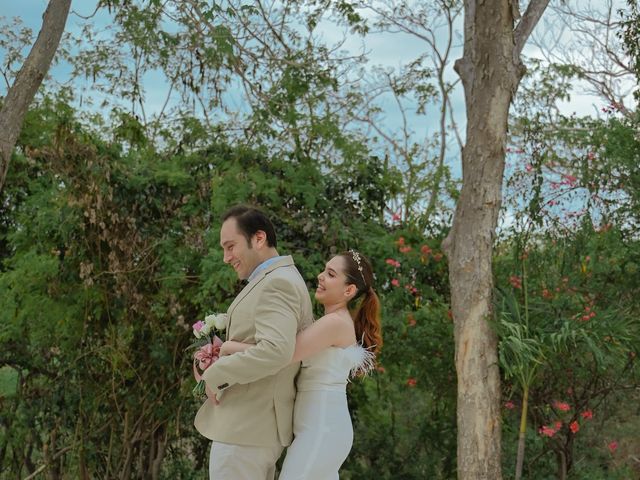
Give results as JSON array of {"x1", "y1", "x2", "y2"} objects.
[
  {"x1": 314, "y1": 311, "x2": 355, "y2": 346},
  {"x1": 316, "y1": 311, "x2": 352, "y2": 326}
]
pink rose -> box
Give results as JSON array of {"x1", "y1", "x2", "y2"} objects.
[
  {"x1": 193, "y1": 320, "x2": 204, "y2": 332},
  {"x1": 194, "y1": 336, "x2": 224, "y2": 371}
]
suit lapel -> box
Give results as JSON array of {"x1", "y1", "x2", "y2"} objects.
[{"x1": 226, "y1": 255, "x2": 295, "y2": 330}]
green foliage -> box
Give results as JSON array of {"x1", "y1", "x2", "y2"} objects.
[
  {"x1": 0, "y1": 15, "x2": 34, "y2": 86},
  {"x1": 6, "y1": 95, "x2": 637, "y2": 478},
  {"x1": 502, "y1": 44, "x2": 640, "y2": 477},
  {"x1": 619, "y1": 0, "x2": 640, "y2": 100},
  {"x1": 0, "y1": 365, "x2": 18, "y2": 398},
  {"x1": 496, "y1": 224, "x2": 640, "y2": 478},
  {"x1": 494, "y1": 288, "x2": 546, "y2": 388},
  {"x1": 0, "y1": 97, "x2": 456, "y2": 478},
  {"x1": 3, "y1": 4, "x2": 640, "y2": 476},
  {"x1": 344, "y1": 232, "x2": 456, "y2": 479},
  {"x1": 508, "y1": 55, "x2": 640, "y2": 237}
]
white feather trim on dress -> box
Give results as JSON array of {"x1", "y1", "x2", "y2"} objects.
[{"x1": 345, "y1": 344, "x2": 376, "y2": 378}]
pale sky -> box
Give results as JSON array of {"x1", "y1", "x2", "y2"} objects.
[
  {"x1": 3, "y1": 1, "x2": 624, "y2": 119},
  {"x1": 1, "y1": 0, "x2": 634, "y2": 173},
  {"x1": 2, "y1": 0, "x2": 636, "y2": 230}
]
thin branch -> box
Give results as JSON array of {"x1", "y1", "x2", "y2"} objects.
[
  {"x1": 70, "y1": 4, "x2": 101, "y2": 20},
  {"x1": 514, "y1": 0, "x2": 552, "y2": 59}
]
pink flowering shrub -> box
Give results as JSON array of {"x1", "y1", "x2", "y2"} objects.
[{"x1": 496, "y1": 222, "x2": 640, "y2": 478}]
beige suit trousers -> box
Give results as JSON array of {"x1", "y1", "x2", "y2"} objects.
[{"x1": 209, "y1": 441, "x2": 283, "y2": 480}]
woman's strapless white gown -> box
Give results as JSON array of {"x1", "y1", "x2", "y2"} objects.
[{"x1": 278, "y1": 344, "x2": 374, "y2": 480}]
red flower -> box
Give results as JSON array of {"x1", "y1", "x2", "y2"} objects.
[
  {"x1": 406, "y1": 378, "x2": 417, "y2": 387},
  {"x1": 385, "y1": 258, "x2": 401, "y2": 268},
  {"x1": 608, "y1": 441, "x2": 618, "y2": 453},
  {"x1": 396, "y1": 236, "x2": 405, "y2": 246},
  {"x1": 569, "y1": 421, "x2": 579, "y2": 433},
  {"x1": 404, "y1": 284, "x2": 419, "y2": 295},
  {"x1": 407, "y1": 314, "x2": 416, "y2": 327},
  {"x1": 399, "y1": 246, "x2": 412, "y2": 253},
  {"x1": 509, "y1": 275, "x2": 522, "y2": 289},
  {"x1": 581, "y1": 410, "x2": 593, "y2": 420},
  {"x1": 433, "y1": 253, "x2": 443, "y2": 262},
  {"x1": 539, "y1": 425, "x2": 556, "y2": 437},
  {"x1": 542, "y1": 288, "x2": 553, "y2": 299},
  {"x1": 561, "y1": 174, "x2": 578, "y2": 186},
  {"x1": 420, "y1": 244, "x2": 432, "y2": 255},
  {"x1": 554, "y1": 421, "x2": 563, "y2": 431},
  {"x1": 553, "y1": 401, "x2": 571, "y2": 412},
  {"x1": 580, "y1": 310, "x2": 596, "y2": 321},
  {"x1": 392, "y1": 211, "x2": 402, "y2": 222},
  {"x1": 391, "y1": 279, "x2": 400, "y2": 287},
  {"x1": 504, "y1": 401, "x2": 515, "y2": 410}
]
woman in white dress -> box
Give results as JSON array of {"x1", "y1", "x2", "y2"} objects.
[{"x1": 220, "y1": 250, "x2": 382, "y2": 479}]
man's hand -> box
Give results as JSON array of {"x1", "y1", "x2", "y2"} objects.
[{"x1": 219, "y1": 341, "x2": 234, "y2": 357}]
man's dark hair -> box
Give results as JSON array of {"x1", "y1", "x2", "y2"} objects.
[{"x1": 221, "y1": 205, "x2": 277, "y2": 248}]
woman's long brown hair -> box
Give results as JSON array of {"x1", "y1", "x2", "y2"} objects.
[{"x1": 339, "y1": 251, "x2": 382, "y2": 355}]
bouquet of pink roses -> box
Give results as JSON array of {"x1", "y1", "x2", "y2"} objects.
[{"x1": 191, "y1": 313, "x2": 227, "y2": 398}]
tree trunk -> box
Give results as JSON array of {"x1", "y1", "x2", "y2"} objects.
[
  {"x1": 515, "y1": 386, "x2": 529, "y2": 480},
  {"x1": 150, "y1": 429, "x2": 167, "y2": 480},
  {"x1": 0, "y1": 0, "x2": 71, "y2": 193},
  {"x1": 442, "y1": 0, "x2": 549, "y2": 478},
  {"x1": 557, "y1": 449, "x2": 567, "y2": 480}
]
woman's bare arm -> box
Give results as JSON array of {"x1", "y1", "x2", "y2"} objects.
[
  {"x1": 291, "y1": 313, "x2": 354, "y2": 363},
  {"x1": 219, "y1": 314, "x2": 354, "y2": 363}
]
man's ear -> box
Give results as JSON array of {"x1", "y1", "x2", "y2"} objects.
[{"x1": 253, "y1": 230, "x2": 267, "y2": 248}]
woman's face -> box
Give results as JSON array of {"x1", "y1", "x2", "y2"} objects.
[{"x1": 315, "y1": 255, "x2": 356, "y2": 304}]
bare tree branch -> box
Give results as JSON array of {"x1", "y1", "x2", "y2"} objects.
[
  {"x1": 0, "y1": 0, "x2": 72, "y2": 193},
  {"x1": 514, "y1": 0, "x2": 551, "y2": 59}
]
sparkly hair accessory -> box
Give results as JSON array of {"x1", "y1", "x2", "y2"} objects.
[{"x1": 349, "y1": 249, "x2": 366, "y2": 283}]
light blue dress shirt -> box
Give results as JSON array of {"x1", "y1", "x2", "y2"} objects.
[{"x1": 248, "y1": 255, "x2": 287, "y2": 282}]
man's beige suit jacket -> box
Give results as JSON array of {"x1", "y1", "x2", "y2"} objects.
[{"x1": 194, "y1": 255, "x2": 314, "y2": 447}]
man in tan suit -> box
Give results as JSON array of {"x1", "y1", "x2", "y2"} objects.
[{"x1": 194, "y1": 205, "x2": 313, "y2": 479}]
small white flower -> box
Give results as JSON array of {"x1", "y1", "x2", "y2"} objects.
[
  {"x1": 212, "y1": 313, "x2": 227, "y2": 331},
  {"x1": 204, "y1": 313, "x2": 227, "y2": 332},
  {"x1": 193, "y1": 328, "x2": 202, "y2": 339},
  {"x1": 200, "y1": 322, "x2": 212, "y2": 336}
]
